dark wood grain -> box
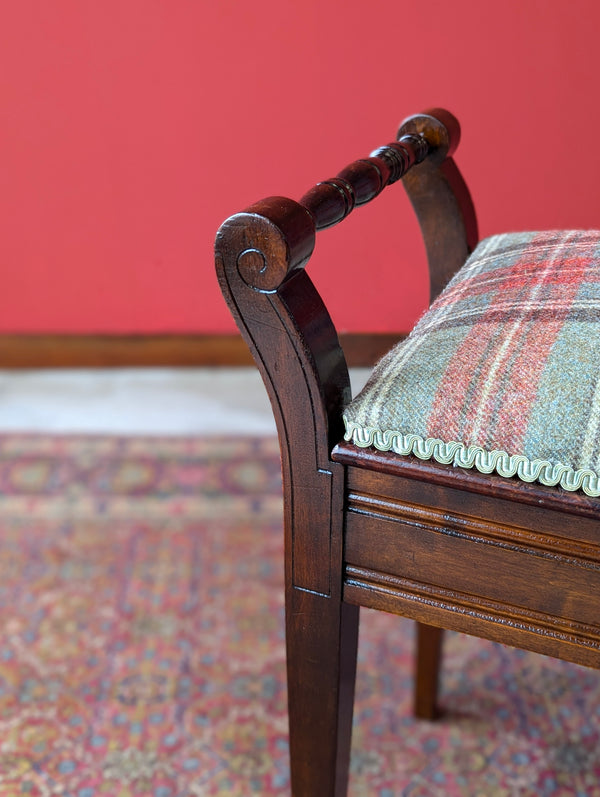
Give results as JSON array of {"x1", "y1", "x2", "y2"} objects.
[
  {"x1": 399, "y1": 110, "x2": 478, "y2": 300},
  {"x1": 299, "y1": 133, "x2": 429, "y2": 230},
  {"x1": 415, "y1": 624, "x2": 444, "y2": 720},
  {"x1": 341, "y1": 461, "x2": 600, "y2": 668},
  {"x1": 332, "y1": 441, "x2": 600, "y2": 521}
]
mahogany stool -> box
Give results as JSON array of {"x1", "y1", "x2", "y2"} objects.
[{"x1": 216, "y1": 109, "x2": 600, "y2": 796}]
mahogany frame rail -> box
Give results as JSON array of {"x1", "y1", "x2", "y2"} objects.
[{"x1": 215, "y1": 109, "x2": 600, "y2": 796}]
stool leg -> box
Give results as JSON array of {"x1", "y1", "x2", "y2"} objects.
[
  {"x1": 414, "y1": 622, "x2": 443, "y2": 720},
  {"x1": 287, "y1": 589, "x2": 359, "y2": 796}
]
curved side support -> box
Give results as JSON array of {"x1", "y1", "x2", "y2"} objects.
[
  {"x1": 216, "y1": 197, "x2": 350, "y2": 592},
  {"x1": 400, "y1": 110, "x2": 479, "y2": 301},
  {"x1": 216, "y1": 197, "x2": 358, "y2": 796}
]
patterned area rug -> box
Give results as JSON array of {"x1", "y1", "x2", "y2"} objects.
[{"x1": 1, "y1": 435, "x2": 600, "y2": 796}]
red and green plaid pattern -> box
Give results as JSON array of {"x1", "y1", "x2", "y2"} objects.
[{"x1": 343, "y1": 230, "x2": 600, "y2": 495}]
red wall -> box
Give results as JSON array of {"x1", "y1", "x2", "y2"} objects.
[{"x1": 1, "y1": 1, "x2": 599, "y2": 335}]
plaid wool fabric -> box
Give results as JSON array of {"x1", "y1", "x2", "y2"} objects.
[{"x1": 344, "y1": 230, "x2": 600, "y2": 495}]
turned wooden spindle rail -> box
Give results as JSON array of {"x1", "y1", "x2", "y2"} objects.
[
  {"x1": 299, "y1": 133, "x2": 430, "y2": 230},
  {"x1": 217, "y1": 109, "x2": 474, "y2": 302}
]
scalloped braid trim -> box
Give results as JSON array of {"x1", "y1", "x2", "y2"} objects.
[{"x1": 343, "y1": 421, "x2": 600, "y2": 497}]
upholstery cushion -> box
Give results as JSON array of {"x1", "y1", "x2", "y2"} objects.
[{"x1": 343, "y1": 230, "x2": 600, "y2": 496}]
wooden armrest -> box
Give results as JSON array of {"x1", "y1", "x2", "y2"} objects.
[{"x1": 216, "y1": 109, "x2": 477, "y2": 302}]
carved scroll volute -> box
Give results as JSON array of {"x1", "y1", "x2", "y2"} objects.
[
  {"x1": 217, "y1": 196, "x2": 316, "y2": 294},
  {"x1": 399, "y1": 109, "x2": 479, "y2": 302}
]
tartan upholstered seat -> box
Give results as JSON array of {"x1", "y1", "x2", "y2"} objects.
[{"x1": 344, "y1": 230, "x2": 600, "y2": 496}]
